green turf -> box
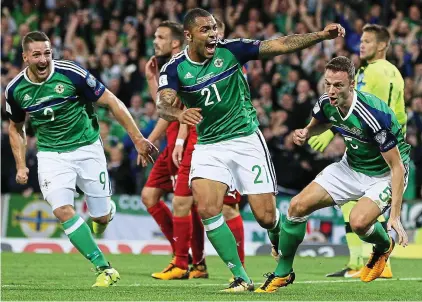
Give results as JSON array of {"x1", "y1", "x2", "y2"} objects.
[{"x1": 2, "y1": 253, "x2": 422, "y2": 301}]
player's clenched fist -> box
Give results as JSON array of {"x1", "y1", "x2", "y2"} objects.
[
  {"x1": 16, "y1": 167, "x2": 29, "y2": 184},
  {"x1": 293, "y1": 128, "x2": 309, "y2": 146},
  {"x1": 179, "y1": 108, "x2": 202, "y2": 126},
  {"x1": 322, "y1": 23, "x2": 346, "y2": 39},
  {"x1": 135, "y1": 138, "x2": 158, "y2": 167}
]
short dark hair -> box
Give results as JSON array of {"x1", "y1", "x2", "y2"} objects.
[
  {"x1": 325, "y1": 56, "x2": 355, "y2": 81},
  {"x1": 362, "y1": 24, "x2": 391, "y2": 46},
  {"x1": 183, "y1": 8, "x2": 212, "y2": 31},
  {"x1": 158, "y1": 21, "x2": 184, "y2": 46},
  {"x1": 22, "y1": 31, "x2": 50, "y2": 51}
]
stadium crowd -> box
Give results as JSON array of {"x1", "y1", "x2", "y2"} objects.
[{"x1": 1, "y1": 0, "x2": 421, "y2": 198}]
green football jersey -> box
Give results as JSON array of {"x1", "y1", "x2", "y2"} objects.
[
  {"x1": 312, "y1": 90, "x2": 411, "y2": 176},
  {"x1": 5, "y1": 60, "x2": 106, "y2": 152},
  {"x1": 157, "y1": 39, "x2": 261, "y2": 144}
]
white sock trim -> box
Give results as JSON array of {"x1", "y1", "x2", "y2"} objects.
[
  {"x1": 286, "y1": 215, "x2": 309, "y2": 223},
  {"x1": 204, "y1": 215, "x2": 224, "y2": 231},
  {"x1": 363, "y1": 224, "x2": 375, "y2": 237},
  {"x1": 64, "y1": 217, "x2": 85, "y2": 235},
  {"x1": 270, "y1": 208, "x2": 281, "y2": 230}
]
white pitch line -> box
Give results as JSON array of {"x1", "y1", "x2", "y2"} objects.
[
  {"x1": 3, "y1": 277, "x2": 422, "y2": 288},
  {"x1": 127, "y1": 277, "x2": 422, "y2": 287}
]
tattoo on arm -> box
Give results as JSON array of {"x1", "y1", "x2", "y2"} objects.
[
  {"x1": 259, "y1": 32, "x2": 324, "y2": 58},
  {"x1": 157, "y1": 88, "x2": 182, "y2": 122}
]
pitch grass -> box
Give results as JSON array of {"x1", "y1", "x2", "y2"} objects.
[{"x1": 2, "y1": 253, "x2": 422, "y2": 301}]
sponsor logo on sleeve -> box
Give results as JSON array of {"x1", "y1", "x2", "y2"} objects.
[{"x1": 159, "y1": 75, "x2": 168, "y2": 87}]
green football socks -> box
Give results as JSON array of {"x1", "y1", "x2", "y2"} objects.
[
  {"x1": 62, "y1": 214, "x2": 109, "y2": 268},
  {"x1": 275, "y1": 217, "x2": 307, "y2": 277},
  {"x1": 202, "y1": 213, "x2": 250, "y2": 283}
]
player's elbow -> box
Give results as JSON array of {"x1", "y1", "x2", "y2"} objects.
[{"x1": 391, "y1": 161, "x2": 405, "y2": 179}]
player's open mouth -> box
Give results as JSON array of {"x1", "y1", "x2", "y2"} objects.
[
  {"x1": 329, "y1": 97, "x2": 338, "y2": 105},
  {"x1": 205, "y1": 41, "x2": 217, "y2": 54},
  {"x1": 37, "y1": 65, "x2": 48, "y2": 75}
]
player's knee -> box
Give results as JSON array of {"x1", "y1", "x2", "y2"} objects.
[
  {"x1": 256, "y1": 213, "x2": 276, "y2": 229},
  {"x1": 288, "y1": 195, "x2": 308, "y2": 218},
  {"x1": 173, "y1": 196, "x2": 193, "y2": 216},
  {"x1": 53, "y1": 205, "x2": 76, "y2": 222},
  {"x1": 141, "y1": 188, "x2": 159, "y2": 208},
  {"x1": 349, "y1": 213, "x2": 370, "y2": 235},
  {"x1": 197, "y1": 204, "x2": 220, "y2": 219}
]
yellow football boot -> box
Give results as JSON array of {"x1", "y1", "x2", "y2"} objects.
[
  {"x1": 189, "y1": 263, "x2": 209, "y2": 279},
  {"x1": 255, "y1": 272, "x2": 295, "y2": 293},
  {"x1": 151, "y1": 263, "x2": 189, "y2": 280},
  {"x1": 361, "y1": 238, "x2": 395, "y2": 282},
  {"x1": 380, "y1": 263, "x2": 393, "y2": 278},
  {"x1": 92, "y1": 267, "x2": 120, "y2": 287}
]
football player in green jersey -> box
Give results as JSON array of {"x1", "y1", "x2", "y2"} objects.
[
  {"x1": 155, "y1": 8, "x2": 345, "y2": 292},
  {"x1": 6, "y1": 31, "x2": 157, "y2": 287},
  {"x1": 256, "y1": 56, "x2": 410, "y2": 293},
  {"x1": 311, "y1": 25, "x2": 405, "y2": 279}
]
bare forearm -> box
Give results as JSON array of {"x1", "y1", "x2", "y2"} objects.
[
  {"x1": 305, "y1": 119, "x2": 332, "y2": 137},
  {"x1": 9, "y1": 126, "x2": 27, "y2": 169},
  {"x1": 390, "y1": 164, "x2": 405, "y2": 217},
  {"x1": 148, "y1": 118, "x2": 169, "y2": 142},
  {"x1": 157, "y1": 88, "x2": 182, "y2": 122},
  {"x1": 147, "y1": 78, "x2": 159, "y2": 103},
  {"x1": 259, "y1": 32, "x2": 325, "y2": 58},
  {"x1": 177, "y1": 124, "x2": 189, "y2": 140}
]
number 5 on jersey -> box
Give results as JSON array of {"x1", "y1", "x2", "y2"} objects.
[{"x1": 202, "y1": 84, "x2": 221, "y2": 106}]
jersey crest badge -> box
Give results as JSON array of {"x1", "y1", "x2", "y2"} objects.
[
  {"x1": 86, "y1": 74, "x2": 97, "y2": 88},
  {"x1": 54, "y1": 84, "x2": 65, "y2": 94},
  {"x1": 375, "y1": 130, "x2": 387, "y2": 145},
  {"x1": 214, "y1": 58, "x2": 223, "y2": 68}
]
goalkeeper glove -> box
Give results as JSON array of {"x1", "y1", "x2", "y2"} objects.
[{"x1": 308, "y1": 129, "x2": 335, "y2": 152}]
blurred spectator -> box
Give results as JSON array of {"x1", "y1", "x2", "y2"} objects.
[
  {"x1": 1, "y1": 0, "x2": 421, "y2": 195},
  {"x1": 107, "y1": 145, "x2": 136, "y2": 194}
]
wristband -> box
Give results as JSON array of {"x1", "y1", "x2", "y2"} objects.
[{"x1": 176, "y1": 138, "x2": 185, "y2": 146}]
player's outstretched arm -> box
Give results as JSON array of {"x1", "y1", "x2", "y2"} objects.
[
  {"x1": 148, "y1": 118, "x2": 170, "y2": 144},
  {"x1": 258, "y1": 23, "x2": 345, "y2": 59},
  {"x1": 9, "y1": 120, "x2": 29, "y2": 184},
  {"x1": 97, "y1": 89, "x2": 158, "y2": 166},
  {"x1": 157, "y1": 88, "x2": 203, "y2": 125},
  {"x1": 381, "y1": 147, "x2": 408, "y2": 246}
]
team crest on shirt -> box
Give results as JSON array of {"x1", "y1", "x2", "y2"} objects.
[
  {"x1": 86, "y1": 74, "x2": 97, "y2": 88},
  {"x1": 214, "y1": 58, "x2": 223, "y2": 68},
  {"x1": 375, "y1": 130, "x2": 387, "y2": 144},
  {"x1": 54, "y1": 84, "x2": 64, "y2": 94}
]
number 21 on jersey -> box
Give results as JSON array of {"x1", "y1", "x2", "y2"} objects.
[{"x1": 201, "y1": 84, "x2": 221, "y2": 106}]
